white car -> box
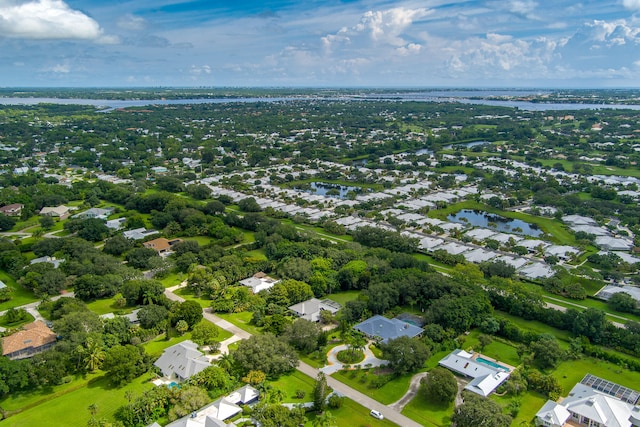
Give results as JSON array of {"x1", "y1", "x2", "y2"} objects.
[{"x1": 370, "y1": 409, "x2": 384, "y2": 420}]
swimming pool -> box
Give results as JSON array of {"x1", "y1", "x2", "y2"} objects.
[
  {"x1": 476, "y1": 357, "x2": 509, "y2": 372},
  {"x1": 168, "y1": 381, "x2": 181, "y2": 389}
]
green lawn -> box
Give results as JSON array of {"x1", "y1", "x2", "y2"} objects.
[
  {"x1": 270, "y1": 370, "x2": 316, "y2": 401},
  {"x1": 402, "y1": 393, "x2": 453, "y2": 427},
  {"x1": 331, "y1": 369, "x2": 413, "y2": 405},
  {"x1": 494, "y1": 311, "x2": 573, "y2": 346},
  {"x1": 174, "y1": 287, "x2": 212, "y2": 308},
  {"x1": 0, "y1": 311, "x2": 35, "y2": 329},
  {"x1": 159, "y1": 271, "x2": 186, "y2": 288},
  {"x1": 552, "y1": 357, "x2": 640, "y2": 394},
  {"x1": 325, "y1": 290, "x2": 361, "y2": 306},
  {"x1": 0, "y1": 270, "x2": 38, "y2": 311},
  {"x1": 491, "y1": 390, "x2": 547, "y2": 426},
  {"x1": 463, "y1": 330, "x2": 521, "y2": 367},
  {"x1": 85, "y1": 294, "x2": 135, "y2": 316},
  {"x1": 215, "y1": 311, "x2": 263, "y2": 335},
  {"x1": 3, "y1": 372, "x2": 155, "y2": 426},
  {"x1": 305, "y1": 397, "x2": 398, "y2": 427}
]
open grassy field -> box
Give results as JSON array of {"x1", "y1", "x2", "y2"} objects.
[
  {"x1": 216, "y1": 311, "x2": 263, "y2": 335},
  {"x1": 325, "y1": 290, "x2": 361, "y2": 306},
  {"x1": 0, "y1": 270, "x2": 38, "y2": 311},
  {"x1": 402, "y1": 393, "x2": 453, "y2": 427},
  {"x1": 2, "y1": 372, "x2": 155, "y2": 426},
  {"x1": 304, "y1": 396, "x2": 399, "y2": 427},
  {"x1": 331, "y1": 369, "x2": 415, "y2": 405},
  {"x1": 270, "y1": 370, "x2": 316, "y2": 401}
]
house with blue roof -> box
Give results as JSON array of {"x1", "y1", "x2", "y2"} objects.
[{"x1": 353, "y1": 315, "x2": 423, "y2": 343}]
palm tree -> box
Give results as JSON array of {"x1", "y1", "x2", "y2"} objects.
[{"x1": 84, "y1": 337, "x2": 106, "y2": 372}]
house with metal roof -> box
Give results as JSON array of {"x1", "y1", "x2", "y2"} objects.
[
  {"x1": 288, "y1": 298, "x2": 341, "y2": 322},
  {"x1": 153, "y1": 340, "x2": 210, "y2": 382},
  {"x1": 535, "y1": 375, "x2": 640, "y2": 427},
  {"x1": 353, "y1": 315, "x2": 423, "y2": 344},
  {"x1": 438, "y1": 349, "x2": 511, "y2": 397}
]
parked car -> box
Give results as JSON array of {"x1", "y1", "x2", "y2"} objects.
[{"x1": 370, "y1": 409, "x2": 384, "y2": 420}]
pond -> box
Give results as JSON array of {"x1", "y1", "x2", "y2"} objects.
[
  {"x1": 297, "y1": 182, "x2": 361, "y2": 199},
  {"x1": 447, "y1": 209, "x2": 543, "y2": 237}
]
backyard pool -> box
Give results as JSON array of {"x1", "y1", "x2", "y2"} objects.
[{"x1": 476, "y1": 357, "x2": 510, "y2": 372}]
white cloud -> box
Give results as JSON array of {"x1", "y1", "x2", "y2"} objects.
[
  {"x1": 189, "y1": 65, "x2": 211, "y2": 75},
  {"x1": 117, "y1": 14, "x2": 147, "y2": 31},
  {"x1": 396, "y1": 43, "x2": 422, "y2": 56},
  {"x1": 47, "y1": 62, "x2": 70, "y2": 73},
  {"x1": 355, "y1": 7, "x2": 431, "y2": 45},
  {"x1": 0, "y1": 0, "x2": 107, "y2": 40},
  {"x1": 507, "y1": 0, "x2": 538, "y2": 18},
  {"x1": 622, "y1": 0, "x2": 640, "y2": 11}
]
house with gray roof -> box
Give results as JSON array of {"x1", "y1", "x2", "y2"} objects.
[
  {"x1": 73, "y1": 207, "x2": 114, "y2": 219},
  {"x1": 288, "y1": 298, "x2": 341, "y2": 322},
  {"x1": 439, "y1": 349, "x2": 511, "y2": 397},
  {"x1": 154, "y1": 340, "x2": 210, "y2": 381},
  {"x1": 353, "y1": 315, "x2": 423, "y2": 344},
  {"x1": 535, "y1": 376, "x2": 640, "y2": 427}
]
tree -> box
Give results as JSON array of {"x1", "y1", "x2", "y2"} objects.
[
  {"x1": 175, "y1": 320, "x2": 189, "y2": 335},
  {"x1": 382, "y1": 336, "x2": 430, "y2": 376},
  {"x1": 253, "y1": 403, "x2": 306, "y2": 427},
  {"x1": 238, "y1": 197, "x2": 262, "y2": 212},
  {"x1": 103, "y1": 235, "x2": 133, "y2": 256},
  {"x1": 282, "y1": 318, "x2": 323, "y2": 354},
  {"x1": 39, "y1": 215, "x2": 55, "y2": 230},
  {"x1": 313, "y1": 372, "x2": 329, "y2": 412},
  {"x1": 452, "y1": 391, "x2": 512, "y2": 427},
  {"x1": 190, "y1": 321, "x2": 220, "y2": 346},
  {"x1": 530, "y1": 335, "x2": 563, "y2": 369},
  {"x1": 102, "y1": 344, "x2": 151, "y2": 386},
  {"x1": 420, "y1": 367, "x2": 458, "y2": 403},
  {"x1": 233, "y1": 334, "x2": 298, "y2": 378},
  {"x1": 608, "y1": 292, "x2": 638, "y2": 313},
  {"x1": 478, "y1": 334, "x2": 493, "y2": 352},
  {"x1": 170, "y1": 300, "x2": 203, "y2": 329},
  {"x1": 83, "y1": 337, "x2": 106, "y2": 372},
  {"x1": 137, "y1": 304, "x2": 169, "y2": 330},
  {"x1": 0, "y1": 214, "x2": 16, "y2": 231},
  {"x1": 242, "y1": 370, "x2": 267, "y2": 386},
  {"x1": 125, "y1": 248, "x2": 160, "y2": 270},
  {"x1": 167, "y1": 386, "x2": 210, "y2": 421}
]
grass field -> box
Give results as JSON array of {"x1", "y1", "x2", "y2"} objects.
[
  {"x1": 3, "y1": 372, "x2": 155, "y2": 426},
  {"x1": 305, "y1": 397, "x2": 399, "y2": 427},
  {"x1": 331, "y1": 369, "x2": 414, "y2": 405},
  {"x1": 402, "y1": 393, "x2": 453, "y2": 427},
  {"x1": 216, "y1": 311, "x2": 263, "y2": 335},
  {"x1": 270, "y1": 370, "x2": 316, "y2": 401},
  {"x1": 0, "y1": 311, "x2": 35, "y2": 329},
  {"x1": 0, "y1": 270, "x2": 38, "y2": 311}
]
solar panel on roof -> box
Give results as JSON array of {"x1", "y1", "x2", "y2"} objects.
[{"x1": 580, "y1": 374, "x2": 640, "y2": 405}]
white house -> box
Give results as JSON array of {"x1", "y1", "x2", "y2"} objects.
[
  {"x1": 154, "y1": 340, "x2": 210, "y2": 381},
  {"x1": 239, "y1": 272, "x2": 280, "y2": 293},
  {"x1": 535, "y1": 375, "x2": 640, "y2": 427},
  {"x1": 438, "y1": 349, "x2": 511, "y2": 397}
]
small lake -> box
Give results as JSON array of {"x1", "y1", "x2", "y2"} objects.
[
  {"x1": 443, "y1": 140, "x2": 492, "y2": 150},
  {"x1": 300, "y1": 182, "x2": 361, "y2": 199},
  {"x1": 447, "y1": 209, "x2": 542, "y2": 237}
]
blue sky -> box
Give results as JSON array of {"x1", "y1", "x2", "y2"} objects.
[{"x1": 1, "y1": 0, "x2": 640, "y2": 87}]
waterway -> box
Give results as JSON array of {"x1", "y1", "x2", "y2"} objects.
[
  {"x1": 1, "y1": 91, "x2": 639, "y2": 111},
  {"x1": 447, "y1": 209, "x2": 542, "y2": 237},
  {"x1": 302, "y1": 182, "x2": 360, "y2": 199}
]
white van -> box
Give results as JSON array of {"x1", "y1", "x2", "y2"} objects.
[{"x1": 370, "y1": 409, "x2": 384, "y2": 420}]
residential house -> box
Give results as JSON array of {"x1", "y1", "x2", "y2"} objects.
[
  {"x1": 123, "y1": 227, "x2": 159, "y2": 240},
  {"x1": 164, "y1": 385, "x2": 260, "y2": 427},
  {"x1": 535, "y1": 374, "x2": 640, "y2": 427},
  {"x1": 0, "y1": 203, "x2": 24, "y2": 217},
  {"x1": 143, "y1": 237, "x2": 183, "y2": 255},
  {"x1": 0, "y1": 280, "x2": 6, "y2": 290},
  {"x1": 2, "y1": 321, "x2": 57, "y2": 360},
  {"x1": 239, "y1": 272, "x2": 280, "y2": 293},
  {"x1": 438, "y1": 349, "x2": 511, "y2": 397},
  {"x1": 40, "y1": 205, "x2": 71, "y2": 220},
  {"x1": 72, "y1": 207, "x2": 114, "y2": 220},
  {"x1": 353, "y1": 314, "x2": 423, "y2": 344},
  {"x1": 106, "y1": 218, "x2": 127, "y2": 230},
  {"x1": 154, "y1": 340, "x2": 210, "y2": 381},
  {"x1": 288, "y1": 298, "x2": 341, "y2": 322},
  {"x1": 30, "y1": 256, "x2": 65, "y2": 269}
]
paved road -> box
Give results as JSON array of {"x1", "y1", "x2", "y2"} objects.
[{"x1": 0, "y1": 292, "x2": 75, "y2": 332}]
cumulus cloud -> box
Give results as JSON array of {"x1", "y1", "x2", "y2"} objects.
[
  {"x1": 622, "y1": 0, "x2": 640, "y2": 11},
  {"x1": 0, "y1": 0, "x2": 108, "y2": 41},
  {"x1": 355, "y1": 7, "x2": 431, "y2": 45}
]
